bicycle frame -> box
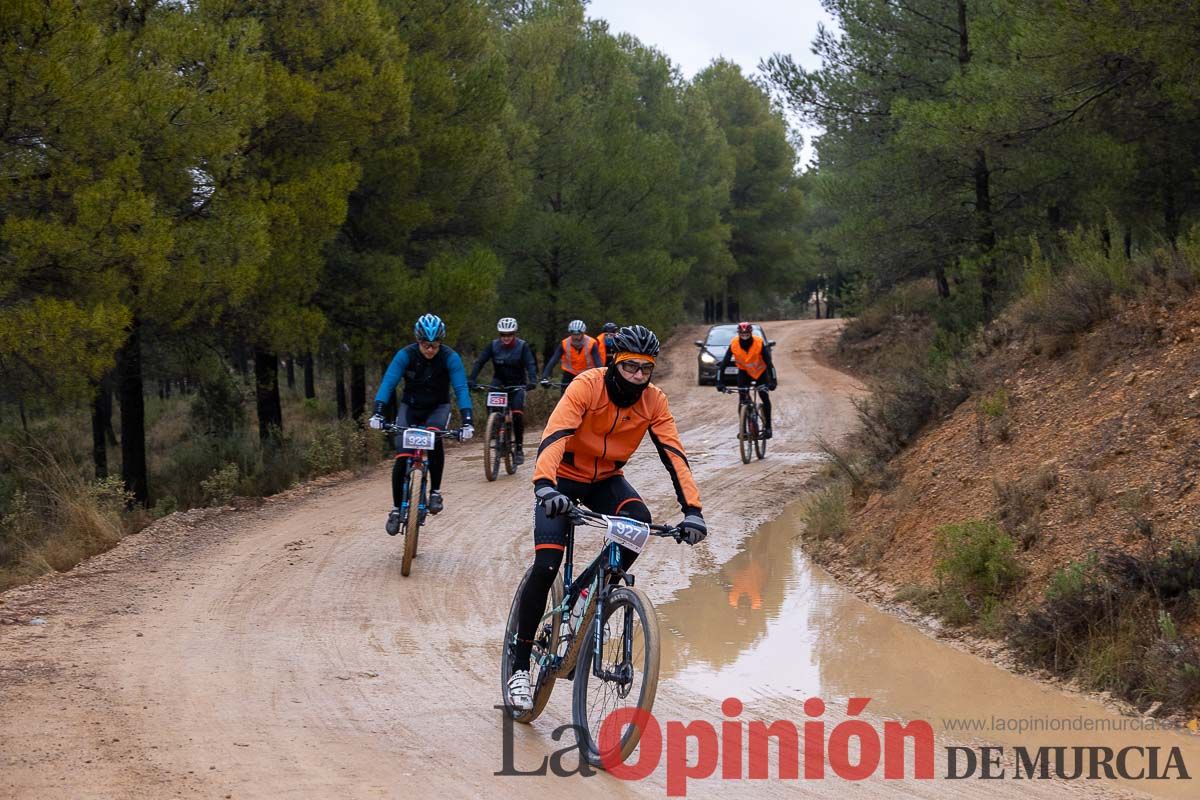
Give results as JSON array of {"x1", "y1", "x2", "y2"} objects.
[
  {"x1": 538, "y1": 509, "x2": 677, "y2": 685},
  {"x1": 383, "y1": 423, "x2": 459, "y2": 527}
]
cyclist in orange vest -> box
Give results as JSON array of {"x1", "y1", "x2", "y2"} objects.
[
  {"x1": 716, "y1": 321, "x2": 777, "y2": 438},
  {"x1": 540, "y1": 319, "x2": 600, "y2": 390},
  {"x1": 596, "y1": 321, "x2": 619, "y2": 367}
]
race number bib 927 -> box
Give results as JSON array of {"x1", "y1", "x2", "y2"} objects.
[
  {"x1": 604, "y1": 516, "x2": 651, "y2": 554},
  {"x1": 401, "y1": 428, "x2": 436, "y2": 450},
  {"x1": 487, "y1": 392, "x2": 509, "y2": 408}
]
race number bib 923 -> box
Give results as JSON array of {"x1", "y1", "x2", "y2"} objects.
[{"x1": 401, "y1": 428, "x2": 436, "y2": 450}]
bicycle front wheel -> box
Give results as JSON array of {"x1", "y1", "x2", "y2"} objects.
[
  {"x1": 400, "y1": 464, "x2": 423, "y2": 577},
  {"x1": 572, "y1": 586, "x2": 661, "y2": 769},
  {"x1": 503, "y1": 416, "x2": 516, "y2": 475},
  {"x1": 754, "y1": 403, "x2": 767, "y2": 460},
  {"x1": 484, "y1": 413, "x2": 502, "y2": 481},
  {"x1": 738, "y1": 404, "x2": 753, "y2": 464}
]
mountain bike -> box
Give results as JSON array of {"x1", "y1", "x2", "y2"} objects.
[
  {"x1": 721, "y1": 382, "x2": 769, "y2": 463},
  {"x1": 500, "y1": 506, "x2": 685, "y2": 768},
  {"x1": 380, "y1": 422, "x2": 463, "y2": 577},
  {"x1": 474, "y1": 385, "x2": 525, "y2": 481}
]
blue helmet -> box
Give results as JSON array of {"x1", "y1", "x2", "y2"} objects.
[{"x1": 414, "y1": 313, "x2": 446, "y2": 342}]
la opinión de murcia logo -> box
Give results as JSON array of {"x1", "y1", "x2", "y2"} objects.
[{"x1": 496, "y1": 697, "x2": 1192, "y2": 796}]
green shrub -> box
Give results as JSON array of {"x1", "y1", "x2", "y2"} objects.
[
  {"x1": 1010, "y1": 537, "x2": 1200, "y2": 710},
  {"x1": 190, "y1": 369, "x2": 248, "y2": 437},
  {"x1": 151, "y1": 495, "x2": 179, "y2": 518},
  {"x1": 977, "y1": 389, "x2": 1009, "y2": 419},
  {"x1": 303, "y1": 420, "x2": 372, "y2": 476},
  {"x1": 200, "y1": 463, "x2": 240, "y2": 506},
  {"x1": 933, "y1": 519, "x2": 1023, "y2": 622},
  {"x1": 800, "y1": 484, "x2": 850, "y2": 541}
]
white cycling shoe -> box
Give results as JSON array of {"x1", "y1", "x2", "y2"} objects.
[{"x1": 507, "y1": 669, "x2": 534, "y2": 711}]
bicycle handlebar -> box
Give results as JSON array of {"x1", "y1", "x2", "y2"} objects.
[
  {"x1": 380, "y1": 422, "x2": 465, "y2": 441},
  {"x1": 569, "y1": 505, "x2": 684, "y2": 540},
  {"x1": 471, "y1": 385, "x2": 528, "y2": 392}
]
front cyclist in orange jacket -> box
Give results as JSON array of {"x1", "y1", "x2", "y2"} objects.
[{"x1": 505, "y1": 325, "x2": 706, "y2": 711}]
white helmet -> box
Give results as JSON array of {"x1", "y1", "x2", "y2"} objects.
[
  {"x1": 567, "y1": 319, "x2": 586, "y2": 334},
  {"x1": 497, "y1": 317, "x2": 518, "y2": 334}
]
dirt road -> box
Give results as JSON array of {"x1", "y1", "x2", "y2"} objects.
[{"x1": 0, "y1": 321, "x2": 1142, "y2": 798}]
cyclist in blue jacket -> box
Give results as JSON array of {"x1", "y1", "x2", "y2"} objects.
[{"x1": 369, "y1": 314, "x2": 474, "y2": 533}]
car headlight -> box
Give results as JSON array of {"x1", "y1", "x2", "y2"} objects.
[{"x1": 699, "y1": 351, "x2": 716, "y2": 365}]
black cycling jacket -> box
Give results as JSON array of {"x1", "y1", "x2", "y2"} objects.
[{"x1": 469, "y1": 338, "x2": 538, "y2": 387}]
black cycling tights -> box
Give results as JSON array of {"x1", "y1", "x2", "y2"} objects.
[
  {"x1": 510, "y1": 478, "x2": 649, "y2": 672},
  {"x1": 512, "y1": 411, "x2": 525, "y2": 447},
  {"x1": 391, "y1": 440, "x2": 445, "y2": 505}
]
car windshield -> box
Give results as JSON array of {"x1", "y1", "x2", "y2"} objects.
[{"x1": 706, "y1": 325, "x2": 764, "y2": 347}]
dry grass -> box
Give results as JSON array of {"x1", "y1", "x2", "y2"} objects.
[{"x1": 0, "y1": 438, "x2": 130, "y2": 591}]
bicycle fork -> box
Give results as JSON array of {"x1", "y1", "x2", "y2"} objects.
[{"x1": 590, "y1": 543, "x2": 636, "y2": 688}]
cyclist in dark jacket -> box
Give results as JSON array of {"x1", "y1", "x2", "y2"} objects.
[{"x1": 469, "y1": 317, "x2": 539, "y2": 463}]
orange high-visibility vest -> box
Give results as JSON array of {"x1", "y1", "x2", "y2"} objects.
[
  {"x1": 730, "y1": 336, "x2": 768, "y2": 379},
  {"x1": 560, "y1": 335, "x2": 596, "y2": 374},
  {"x1": 596, "y1": 335, "x2": 610, "y2": 367}
]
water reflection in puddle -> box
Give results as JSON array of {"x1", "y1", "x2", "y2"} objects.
[{"x1": 658, "y1": 504, "x2": 1200, "y2": 798}]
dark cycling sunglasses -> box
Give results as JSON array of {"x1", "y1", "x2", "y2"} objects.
[{"x1": 617, "y1": 360, "x2": 655, "y2": 376}]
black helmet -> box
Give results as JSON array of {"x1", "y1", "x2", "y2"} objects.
[
  {"x1": 602, "y1": 321, "x2": 619, "y2": 333},
  {"x1": 611, "y1": 324, "x2": 660, "y2": 357}
]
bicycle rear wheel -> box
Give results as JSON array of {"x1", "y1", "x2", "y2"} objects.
[
  {"x1": 572, "y1": 586, "x2": 661, "y2": 769},
  {"x1": 503, "y1": 416, "x2": 516, "y2": 475},
  {"x1": 753, "y1": 402, "x2": 767, "y2": 460},
  {"x1": 400, "y1": 465, "x2": 423, "y2": 577},
  {"x1": 484, "y1": 412, "x2": 502, "y2": 481},
  {"x1": 500, "y1": 565, "x2": 564, "y2": 723},
  {"x1": 738, "y1": 404, "x2": 753, "y2": 464}
]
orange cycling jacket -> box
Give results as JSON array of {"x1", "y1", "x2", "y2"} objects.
[{"x1": 533, "y1": 369, "x2": 702, "y2": 513}]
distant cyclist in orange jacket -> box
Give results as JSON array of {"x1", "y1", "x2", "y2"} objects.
[
  {"x1": 505, "y1": 325, "x2": 706, "y2": 711},
  {"x1": 541, "y1": 319, "x2": 601, "y2": 389},
  {"x1": 596, "y1": 321, "x2": 619, "y2": 367},
  {"x1": 717, "y1": 321, "x2": 777, "y2": 438}
]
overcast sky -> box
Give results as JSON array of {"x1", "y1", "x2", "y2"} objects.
[{"x1": 586, "y1": 0, "x2": 833, "y2": 167}]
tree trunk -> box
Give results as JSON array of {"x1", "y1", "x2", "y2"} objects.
[
  {"x1": 91, "y1": 381, "x2": 108, "y2": 479},
  {"x1": 303, "y1": 353, "x2": 316, "y2": 400},
  {"x1": 117, "y1": 317, "x2": 149, "y2": 506},
  {"x1": 286, "y1": 356, "x2": 296, "y2": 390},
  {"x1": 335, "y1": 355, "x2": 347, "y2": 420},
  {"x1": 974, "y1": 148, "x2": 997, "y2": 318},
  {"x1": 350, "y1": 362, "x2": 366, "y2": 424},
  {"x1": 254, "y1": 349, "x2": 283, "y2": 441},
  {"x1": 957, "y1": 1, "x2": 997, "y2": 317},
  {"x1": 934, "y1": 264, "x2": 951, "y2": 299},
  {"x1": 1164, "y1": 179, "x2": 1180, "y2": 245},
  {"x1": 99, "y1": 373, "x2": 118, "y2": 445},
  {"x1": 233, "y1": 345, "x2": 249, "y2": 376}
]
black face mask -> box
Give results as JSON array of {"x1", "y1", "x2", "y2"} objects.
[{"x1": 604, "y1": 364, "x2": 649, "y2": 408}]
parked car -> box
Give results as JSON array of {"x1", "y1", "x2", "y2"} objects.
[{"x1": 695, "y1": 323, "x2": 773, "y2": 385}]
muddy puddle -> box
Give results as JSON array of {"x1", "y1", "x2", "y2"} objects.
[{"x1": 658, "y1": 503, "x2": 1200, "y2": 798}]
